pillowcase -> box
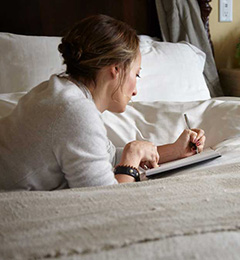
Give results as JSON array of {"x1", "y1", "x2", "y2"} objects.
[
  {"x1": 135, "y1": 35, "x2": 210, "y2": 101},
  {"x1": 0, "y1": 33, "x2": 64, "y2": 93},
  {"x1": 0, "y1": 33, "x2": 210, "y2": 101}
]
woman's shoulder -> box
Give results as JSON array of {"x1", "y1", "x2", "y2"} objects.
[
  {"x1": 49, "y1": 74, "x2": 92, "y2": 103},
  {"x1": 47, "y1": 75, "x2": 103, "y2": 128},
  {"x1": 16, "y1": 74, "x2": 101, "y2": 129},
  {"x1": 19, "y1": 74, "x2": 91, "y2": 108},
  {"x1": 28, "y1": 74, "x2": 96, "y2": 115}
]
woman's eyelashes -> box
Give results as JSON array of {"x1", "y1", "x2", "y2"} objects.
[{"x1": 136, "y1": 74, "x2": 141, "y2": 78}]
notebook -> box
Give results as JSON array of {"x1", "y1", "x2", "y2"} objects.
[{"x1": 144, "y1": 148, "x2": 222, "y2": 177}]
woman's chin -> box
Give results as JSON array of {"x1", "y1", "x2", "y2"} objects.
[
  {"x1": 118, "y1": 108, "x2": 126, "y2": 113},
  {"x1": 108, "y1": 105, "x2": 126, "y2": 114},
  {"x1": 115, "y1": 107, "x2": 126, "y2": 113}
]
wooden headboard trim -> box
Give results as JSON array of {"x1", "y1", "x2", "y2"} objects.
[
  {"x1": 0, "y1": 0, "x2": 214, "y2": 53},
  {"x1": 198, "y1": 0, "x2": 214, "y2": 54}
]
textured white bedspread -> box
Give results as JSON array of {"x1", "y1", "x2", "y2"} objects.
[{"x1": 1, "y1": 143, "x2": 240, "y2": 259}]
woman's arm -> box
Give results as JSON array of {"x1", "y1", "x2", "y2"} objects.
[{"x1": 157, "y1": 128, "x2": 206, "y2": 164}]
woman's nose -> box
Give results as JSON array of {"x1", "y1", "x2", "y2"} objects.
[{"x1": 132, "y1": 87, "x2": 137, "y2": 96}]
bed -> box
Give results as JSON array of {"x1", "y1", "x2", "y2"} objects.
[{"x1": 1, "y1": 0, "x2": 240, "y2": 259}]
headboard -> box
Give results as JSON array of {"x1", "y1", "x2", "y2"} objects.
[{"x1": 0, "y1": 0, "x2": 213, "y2": 44}]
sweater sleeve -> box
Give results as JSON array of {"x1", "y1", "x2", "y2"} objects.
[
  {"x1": 106, "y1": 139, "x2": 124, "y2": 167},
  {"x1": 51, "y1": 99, "x2": 118, "y2": 188}
]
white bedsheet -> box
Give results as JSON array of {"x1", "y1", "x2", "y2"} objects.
[
  {"x1": 102, "y1": 97, "x2": 240, "y2": 148},
  {"x1": 1, "y1": 93, "x2": 240, "y2": 174}
]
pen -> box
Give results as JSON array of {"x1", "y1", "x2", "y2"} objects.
[{"x1": 184, "y1": 113, "x2": 199, "y2": 154}]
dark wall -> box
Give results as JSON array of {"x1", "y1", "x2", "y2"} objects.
[{"x1": 0, "y1": 0, "x2": 161, "y2": 37}]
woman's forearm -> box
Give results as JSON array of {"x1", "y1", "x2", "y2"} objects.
[{"x1": 157, "y1": 143, "x2": 181, "y2": 164}]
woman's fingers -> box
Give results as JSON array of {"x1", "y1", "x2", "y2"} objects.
[
  {"x1": 145, "y1": 146, "x2": 159, "y2": 168},
  {"x1": 195, "y1": 135, "x2": 206, "y2": 152},
  {"x1": 122, "y1": 141, "x2": 159, "y2": 169},
  {"x1": 140, "y1": 160, "x2": 159, "y2": 169},
  {"x1": 150, "y1": 160, "x2": 159, "y2": 168},
  {"x1": 191, "y1": 128, "x2": 205, "y2": 142},
  {"x1": 143, "y1": 142, "x2": 159, "y2": 166},
  {"x1": 137, "y1": 143, "x2": 159, "y2": 169},
  {"x1": 188, "y1": 128, "x2": 206, "y2": 153}
]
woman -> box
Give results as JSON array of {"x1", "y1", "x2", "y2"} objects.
[{"x1": 0, "y1": 15, "x2": 205, "y2": 190}]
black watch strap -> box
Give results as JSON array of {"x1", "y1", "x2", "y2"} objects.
[{"x1": 114, "y1": 165, "x2": 140, "y2": 182}]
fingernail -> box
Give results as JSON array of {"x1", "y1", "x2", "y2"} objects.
[
  {"x1": 196, "y1": 141, "x2": 201, "y2": 146},
  {"x1": 143, "y1": 165, "x2": 148, "y2": 170}
]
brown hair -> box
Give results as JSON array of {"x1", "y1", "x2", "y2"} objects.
[{"x1": 58, "y1": 14, "x2": 139, "y2": 86}]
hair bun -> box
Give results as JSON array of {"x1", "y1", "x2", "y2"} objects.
[{"x1": 58, "y1": 41, "x2": 83, "y2": 62}]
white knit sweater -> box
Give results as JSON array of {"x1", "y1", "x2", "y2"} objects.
[{"x1": 0, "y1": 75, "x2": 120, "y2": 190}]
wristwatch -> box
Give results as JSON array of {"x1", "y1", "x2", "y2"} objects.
[{"x1": 114, "y1": 165, "x2": 140, "y2": 182}]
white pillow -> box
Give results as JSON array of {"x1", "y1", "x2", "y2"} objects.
[
  {"x1": 134, "y1": 35, "x2": 210, "y2": 101},
  {"x1": 0, "y1": 33, "x2": 64, "y2": 93},
  {"x1": 0, "y1": 33, "x2": 210, "y2": 101}
]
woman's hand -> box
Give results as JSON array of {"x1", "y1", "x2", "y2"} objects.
[
  {"x1": 120, "y1": 140, "x2": 159, "y2": 169},
  {"x1": 115, "y1": 141, "x2": 159, "y2": 183},
  {"x1": 174, "y1": 128, "x2": 206, "y2": 159}
]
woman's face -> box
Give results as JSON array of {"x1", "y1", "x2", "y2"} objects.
[{"x1": 110, "y1": 51, "x2": 142, "y2": 113}]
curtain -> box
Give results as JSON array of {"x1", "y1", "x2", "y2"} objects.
[{"x1": 155, "y1": 0, "x2": 223, "y2": 97}]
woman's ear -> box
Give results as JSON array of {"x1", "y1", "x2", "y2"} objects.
[{"x1": 110, "y1": 65, "x2": 119, "y2": 79}]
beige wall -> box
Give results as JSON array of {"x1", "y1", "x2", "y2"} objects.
[{"x1": 209, "y1": 0, "x2": 240, "y2": 69}]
